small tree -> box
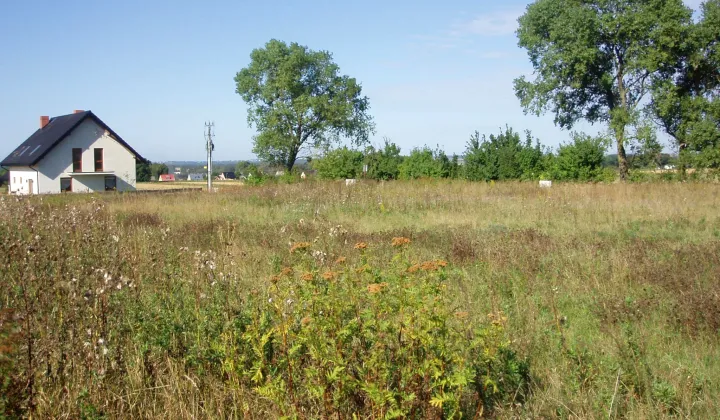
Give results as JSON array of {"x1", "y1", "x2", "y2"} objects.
[
  {"x1": 235, "y1": 40, "x2": 375, "y2": 171},
  {"x1": 464, "y1": 126, "x2": 544, "y2": 181},
  {"x1": 398, "y1": 147, "x2": 448, "y2": 179},
  {"x1": 235, "y1": 161, "x2": 257, "y2": 177},
  {"x1": 313, "y1": 147, "x2": 364, "y2": 179},
  {"x1": 135, "y1": 160, "x2": 151, "y2": 182},
  {"x1": 150, "y1": 163, "x2": 169, "y2": 180},
  {"x1": 448, "y1": 154, "x2": 461, "y2": 179},
  {"x1": 365, "y1": 139, "x2": 402, "y2": 180},
  {"x1": 551, "y1": 133, "x2": 608, "y2": 181}
]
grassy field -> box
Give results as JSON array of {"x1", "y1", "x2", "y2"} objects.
[
  {"x1": 1, "y1": 181, "x2": 719, "y2": 418},
  {"x1": 135, "y1": 180, "x2": 243, "y2": 191}
]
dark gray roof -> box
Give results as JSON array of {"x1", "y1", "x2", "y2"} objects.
[{"x1": 1, "y1": 111, "x2": 144, "y2": 167}]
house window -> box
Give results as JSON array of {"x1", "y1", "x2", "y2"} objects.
[
  {"x1": 94, "y1": 148, "x2": 103, "y2": 172},
  {"x1": 72, "y1": 148, "x2": 82, "y2": 172},
  {"x1": 60, "y1": 177, "x2": 72, "y2": 192},
  {"x1": 104, "y1": 175, "x2": 116, "y2": 191}
]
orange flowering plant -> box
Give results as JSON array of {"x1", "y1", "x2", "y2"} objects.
[{"x1": 242, "y1": 238, "x2": 528, "y2": 418}]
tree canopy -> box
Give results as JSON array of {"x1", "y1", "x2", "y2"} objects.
[
  {"x1": 150, "y1": 163, "x2": 169, "y2": 180},
  {"x1": 649, "y1": 0, "x2": 720, "y2": 170},
  {"x1": 515, "y1": 0, "x2": 693, "y2": 180},
  {"x1": 235, "y1": 40, "x2": 374, "y2": 171},
  {"x1": 136, "y1": 161, "x2": 151, "y2": 182}
]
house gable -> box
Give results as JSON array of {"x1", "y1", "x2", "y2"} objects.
[
  {"x1": 1, "y1": 111, "x2": 144, "y2": 167},
  {"x1": 35, "y1": 118, "x2": 139, "y2": 193}
]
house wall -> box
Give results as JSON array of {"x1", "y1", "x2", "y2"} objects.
[
  {"x1": 36, "y1": 119, "x2": 137, "y2": 194},
  {"x1": 6, "y1": 167, "x2": 39, "y2": 194}
]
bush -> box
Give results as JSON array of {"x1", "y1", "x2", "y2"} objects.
[
  {"x1": 398, "y1": 147, "x2": 451, "y2": 179},
  {"x1": 313, "y1": 147, "x2": 364, "y2": 179},
  {"x1": 597, "y1": 167, "x2": 618, "y2": 183},
  {"x1": 550, "y1": 133, "x2": 608, "y2": 181},
  {"x1": 365, "y1": 140, "x2": 403, "y2": 180},
  {"x1": 135, "y1": 161, "x2": 151, "y2": 182},
  {"x1": 464, "y1": 126, "x2": 545, "y2": 181},
  {"x1": 228, "y1": 241, "x2": 529, "y2": 417}
]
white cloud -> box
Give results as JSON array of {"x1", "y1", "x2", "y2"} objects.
[{"x1": 450, "y1": 10, "x2": 523, "y2": 37}]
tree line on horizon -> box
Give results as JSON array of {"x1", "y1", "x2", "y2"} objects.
[
  {"x1": 229, "y1": 0, "x2": 718, "y2": 182},
  {"x1": 309, "y1": 127, "x2": 670, "y2": 182},
  {"x1": 128, "y1": 0, "x2": 717, "y2": 185}
]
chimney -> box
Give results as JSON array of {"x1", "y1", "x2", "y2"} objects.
[
  {"x1": 73, "y1": 110, "x2": 84, "y2": 114},
  {"x1": 40, "y1": 116, "x2": 50, "y2": 129}
]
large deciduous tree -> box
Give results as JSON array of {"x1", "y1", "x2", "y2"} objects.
[
  {"x1": 235, "y1": 40, "x2": 374, "y2": 171},
  {"x1": 649, "y1": 0, "x2": 720, "y2": 170},
  {"x1": 514, "y1": 0, "x2": 693, "y2": 180}
]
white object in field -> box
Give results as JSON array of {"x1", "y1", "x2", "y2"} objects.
[
  {"x1": 345, "y1": 179, "x2": 357, "y2": 186},
  {"x1": 539, "y1": 180, "x2": 552, "y2": 188},
  {"x1": 300, "y1": 172, "x2": 306, "y2": 179},
  {"x1": 275, "y1": 170, "x2": 285, "y2": 177}
]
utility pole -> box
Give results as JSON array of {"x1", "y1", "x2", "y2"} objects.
[{"x1": 205, "y1": 121, "x2": 215, "y2": 192}]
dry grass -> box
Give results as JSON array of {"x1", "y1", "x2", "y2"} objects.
[
  {"x1": 135, "y1": 180, "x2": 243, "y2": 191},
  {"x1": 1, "y1": 180, "x2": 719, "y2": 418}
]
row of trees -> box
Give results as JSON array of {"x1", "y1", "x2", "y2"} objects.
[
  {"x1": 233, "y1": 1, "x2": 718, "y2": 181},
  {"x1": 312, "y1": 128, "x2": 615, "y2": 182}
]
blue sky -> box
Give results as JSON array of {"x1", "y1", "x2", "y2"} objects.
[{"x1": 0, "y1": 0, "x2": 705, "y2": 162}]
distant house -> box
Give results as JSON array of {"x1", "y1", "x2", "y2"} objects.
[
  {"x1": 159, "y1": 174, "x2": 175, "y2": 182},
  {"x1": 174, "y1": 167, "x2": 182, "y2": 175},
  {"x1": 1, "y1": 110, "x2": 143, "y2": 194},
  {"x1": 187, "y1": 173, "x2": 204, "y2": 181},
  {"x1": 215, "y1": 172, "x2": 236, "y2": 180}
]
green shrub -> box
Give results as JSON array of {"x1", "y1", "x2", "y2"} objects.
[
  {"x1": 597, "y1": 167, "x2": 618, "y2": 183},
  {"x1": 365, "y1": 140, "x2": 403, "y2": 180},
  {"x1": 313, "y1": 147, "x2": 364, "y2": 179},
  {"x1": 628, "y1": 170, "x2": 652, "y2": 183},
  {"x1": 398, "y1": 147, "x2": 451, "y2": 179},
  {"x1": 222, "y1": 240, "x2": 529, "y2": 418},
  {"x1": 464, "y1": 126, "x2": 545, "y2": 181},
  {"x1": 550, "y1": 133, "x2": 608, "y2": 181}
]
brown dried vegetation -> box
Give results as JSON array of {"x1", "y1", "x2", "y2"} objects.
[{"x1": 1, "y1": 181, "x2": 720, "y2": 418}]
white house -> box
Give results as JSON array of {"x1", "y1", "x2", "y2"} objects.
[
  {"x1": 187, "y1": 173, "x2": 204, "y2": 181},
  {"x1": 1, "y1": 110, "x2": 144, "y2": 194}
]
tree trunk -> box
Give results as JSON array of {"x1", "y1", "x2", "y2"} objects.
[
  {"x1": 616, "y1": 64, "x2": 629, "y2": 181},
  {"x1": 617, "y1": 138, "x2": 629, "y2": 181},
  {"x1": 285, "y1": 150, "x2": 297, "y2": 172}
]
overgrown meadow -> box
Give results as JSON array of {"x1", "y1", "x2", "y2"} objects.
[{"x1": 1, "y1": 181, "x2": 719, "y2": 418}]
